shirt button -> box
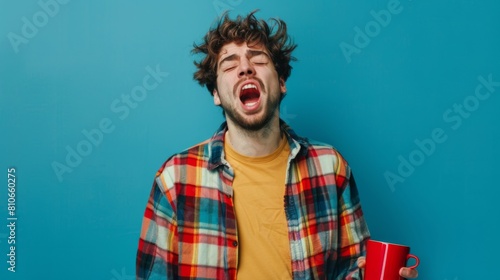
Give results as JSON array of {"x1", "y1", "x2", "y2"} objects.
[{"x1": 232, "y1": 241, "x2": 238, "y2": 247}]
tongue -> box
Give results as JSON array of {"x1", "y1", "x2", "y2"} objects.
[
  {"x1": 243, "y1": 96, "x2": 259, "y2": 105},
  {"x1": 240, "y1": 88, "x2": 260, "y2": 105}
]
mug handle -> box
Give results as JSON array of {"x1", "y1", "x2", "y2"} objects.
[{"x1": 406, "y1": 254, "x2": 420, "y2": 269}]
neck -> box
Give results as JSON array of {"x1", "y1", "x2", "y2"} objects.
[{"x1": 225, "y1": 117, "x2": 282, "y2": 157}]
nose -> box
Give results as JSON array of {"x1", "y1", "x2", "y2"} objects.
[{"x1": 238, "y1": 58, "x2": 255, "y2": 78}]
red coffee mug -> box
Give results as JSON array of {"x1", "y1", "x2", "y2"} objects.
[{"x1": 364, "y1": 239, "x2": 419, "y2": 280}]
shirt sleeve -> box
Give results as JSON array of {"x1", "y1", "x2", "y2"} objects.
[
  {"x1": 136, "y1": 175, "x2": 179, "y2": 280},
  {"x1": 334, "y1": 173, "x2": 370, "y2": 280}
]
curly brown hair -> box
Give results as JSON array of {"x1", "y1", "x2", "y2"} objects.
[{"x1": 192, "y1": 11, "x2": 297, "y2": 95}]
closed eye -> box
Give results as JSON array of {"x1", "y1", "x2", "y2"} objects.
[
  {"x1": 222, "y1": 65, "x2": 237, "y2": 72},
  {"x1": 250, "y1": 54, "x2": 269, "y2": 65}
]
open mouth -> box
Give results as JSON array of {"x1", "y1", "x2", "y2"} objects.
[{"x1": 239, "y1": 83, "x2": 261, "y2": 107}]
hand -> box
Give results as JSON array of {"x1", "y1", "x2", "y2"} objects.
[{"x1": 357, "y1": 257, "x2": 419, "y2": 279}]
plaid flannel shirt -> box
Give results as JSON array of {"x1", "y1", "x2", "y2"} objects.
[{"x1": 136, "y1": 121, "x2": 370, "y2": 279}]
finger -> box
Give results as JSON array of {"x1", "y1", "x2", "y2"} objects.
[
  {"x1": 357, "y1": 257, "x2": 366, "y2": 268},
  {"x1": 399, "y1": 267, "x2": 419, "y2": 279}
]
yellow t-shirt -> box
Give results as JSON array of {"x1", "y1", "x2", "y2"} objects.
[{"x1": 224, "y1": 134, "x2": 292, "y2": 280}]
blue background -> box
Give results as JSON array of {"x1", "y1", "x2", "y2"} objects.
[{"x1": 1, "y1": 0, "x2": 499, "y2": 279}]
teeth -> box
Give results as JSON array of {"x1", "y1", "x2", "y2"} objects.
[{"x1": 242, "y1": 84, "x2": 257, "y2": 90}]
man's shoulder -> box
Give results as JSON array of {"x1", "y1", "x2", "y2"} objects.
[
  {"x1": 283, "y1": 122, "x2": 345, "y2": 161},
  {"x1": 154, "y1": 122, "x2": 227, "y2": 178},
  {"x1": 297, "y1": 137, "x2": 350, "y2": 169},
  {"x1": 302, "y1": 138, "x2": 344, "y2": 157},
  {"x1": 155, "y1": 138, "x2": 214, "y2": 177}
]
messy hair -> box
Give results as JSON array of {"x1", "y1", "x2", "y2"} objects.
[{"x1": 192, "y1": 10, "x2": 297, "y2": 94}]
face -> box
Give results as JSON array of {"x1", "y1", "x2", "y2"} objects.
[{"x1": 213, "y1": 42, "x2": 287, "y2": 131}]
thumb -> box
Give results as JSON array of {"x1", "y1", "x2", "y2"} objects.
[{"x1": 357, "y1": 257, "x2": 366, "y2": 268}]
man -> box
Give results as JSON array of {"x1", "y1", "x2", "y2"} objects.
[{"x1": 136, "y1": 11, "x2": 418, "y2": 279}]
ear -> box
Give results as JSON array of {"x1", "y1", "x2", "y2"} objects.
[
  {"x1": 279, "y1": 77, "x2": 287, "y2": 94},
  {"x1": 213, "y1": 88, "x2": 221, "y2": 106}
]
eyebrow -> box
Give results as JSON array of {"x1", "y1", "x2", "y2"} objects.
[{"x1": 218, "y1": 50, "x2": 270, "y2": 67}]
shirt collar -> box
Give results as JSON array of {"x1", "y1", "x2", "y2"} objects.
[{"x1": 207, "y1": 119, "x2": 309, "y2": 170}]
